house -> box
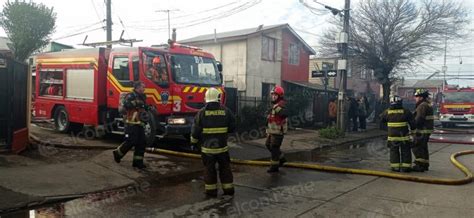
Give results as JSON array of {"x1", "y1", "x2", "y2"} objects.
[
  {"x1": 0, "y1": 36, "x2": 13, "y2": 56},
  {"x1": 396, "y1": 79, "x2": 446, "y2": 98},
  {"x1": 179, "y1": 24, "x2": 316, "y2": 98},
  {"x1": 393, "y1": 79, "x2": 446, "y2": 110}
]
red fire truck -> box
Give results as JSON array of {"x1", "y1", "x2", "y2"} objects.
[
  {"x1": 34, "y1": 42, "x2": 224, "y2": 145},
  {"x1": 439, "y1": 86, "x2": 474, "y2": 127}
]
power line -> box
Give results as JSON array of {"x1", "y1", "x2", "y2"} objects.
[
  {"x1": 54, "y1": 26, "x2": 105, "y2": 40},
  {"x1": 90, "y1": 0, "x2": 103, "y2": 22},
  {"x1": 55, "y1": 22, "x2": 105, "y2": 39},
  {"x1": 127, "y1": 0, "x2": 242, "y2": 24},
  {"x1": 128, "y1": 0, "x2": 262, "y2": 31}
]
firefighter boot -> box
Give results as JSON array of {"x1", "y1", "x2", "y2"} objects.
[
  {"x1": 279, "y1": 157, "x2": 287, "y2": 167},
  {"x1": 267, "y1": 165, "x2": 279, "y2": 173},
  {"x1": 411, "y1": 164, "x2": 425, "y2": 172},
  {"x1": 400, "y1": 167, "x2": 411, "y2": 173},
  {"x1": 113, "y1": 150, "x2": 121, "y2": 163},
  {"x1": 133, "y1": 162, "x2": 147, "y2": 169},
  {"x1": 223, "y1": 186, "x2": 235, "y2": 196}
]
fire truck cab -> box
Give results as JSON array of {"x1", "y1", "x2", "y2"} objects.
[
  {"x1": 34, "y1": 42, "x2": 224, "y2": 145},
  {"x1": 439, "y1": 86, "x2": 474, "y2": 127}
]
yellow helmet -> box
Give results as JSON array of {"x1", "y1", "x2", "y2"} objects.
[
  {"x1": 414, "y1": 88, "x2": 430, "y2": 97},
  {"x1": 205, "y1": 87, "x2": 221, "y2": 103}
]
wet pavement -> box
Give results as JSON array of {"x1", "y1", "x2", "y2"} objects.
[{"x1": 15, "y1": 131, "x2": 474, "y2": 217}]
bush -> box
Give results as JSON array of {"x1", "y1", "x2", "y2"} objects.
[{"x1": 319, "y1": 127, "x2": 343, "y2": 139}]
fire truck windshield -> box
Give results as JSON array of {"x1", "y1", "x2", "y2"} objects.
[
  {"x1": 444, "y1": 92, "x2": 474, "y2": 103},
  {"x1": 170, "y1": 54, "x2": 221, "y2": 86}
]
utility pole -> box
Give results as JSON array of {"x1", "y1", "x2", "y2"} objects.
[
  {"x1": 106, "y1": 0, "x2": 112, "y2": 48},
  {"x1": 313, "y1": 0, "x2": 350, "y2": 132},
  {"x1": 442, "y1": 30, "x2": 448, "y2": 90},
  {"x1": 157, "y1": 9, "x2": 179, "y2": 40},
  {"x1": 336, "y1": 0, "x2": 350, "y2": 133}
]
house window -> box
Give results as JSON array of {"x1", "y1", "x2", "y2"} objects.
[
  {"x1": 262, "y1": 83, "x2": 275, "y2": 99},
  {"x1": 262, "y1": 36, "x2": 276, "y2": 61},
  {"x1": 360, "y1": 67, "x2": 367, "y2": 79},
  {"x1": 224, "y1": 80, "x2": 234, "y2": 88},
  {"x1": 289, "y1": 43, "x2": 300, "y2": 65}
]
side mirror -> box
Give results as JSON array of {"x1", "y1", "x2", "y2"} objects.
[{"x1": 216, "y1": 61, "x2": 223, "y2": 72}]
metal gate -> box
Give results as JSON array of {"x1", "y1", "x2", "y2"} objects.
[
  {"x1": 224, "y1": 87, "x2": 238, "y2": 114},
  {"x1": 0, "y1": 56, "x2": 28, "y2": 153}
]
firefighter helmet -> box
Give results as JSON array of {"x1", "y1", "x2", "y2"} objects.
[
  {"x1": 271, "y1": 85, "x2": 284, "y2": 96},
  {"x1": 205, "y1": 87, "x2": 221, "y2": 103},
  {"x1": 152, "y1": 57, "x2": 161, "y2": 65},
  {"x1": 414, "y1": 88, "x2": 430, "y2": 97},
  {"x1": 390, "y1": 95, "x2": 403, "y2": 106}
]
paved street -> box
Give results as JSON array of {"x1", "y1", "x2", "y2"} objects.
[{"x1": 23, "y1": 133, "x2": 474, "y2": 217}]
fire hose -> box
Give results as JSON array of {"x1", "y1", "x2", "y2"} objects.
[{"x1": 146, "y1": 139, "x2": 474, "y2": 186}]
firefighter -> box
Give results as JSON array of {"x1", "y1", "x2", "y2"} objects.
[
  {"x1": 148, "y1": 57, "x2": 168, "y2": 83},
  {"x1": 266, "y1": 85, "x2": 288, "y2": 173},
  {"x1": 113, "y1": 81, "x2": 149, "y2": 169},
  {"x1": 412, "y1": 88, "x2": 434, "y2": 172},
  {"x1": 191, "y1": 87, "x2": 236, "y2": 197},
  {"x1": 380, "y1": 95, "x2": 415, "y2": 172}
]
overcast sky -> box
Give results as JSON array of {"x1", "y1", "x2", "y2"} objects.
[{"x1": 0, "y1": 0, "x2": 472, "y2": 86}]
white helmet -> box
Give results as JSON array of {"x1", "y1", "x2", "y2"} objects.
[
  {"x1": 390, "y1": 95, "x2": 403, "y2": 106},
  {"x1": 205, "y1": 87, "x2": 221, "y2": 103}
]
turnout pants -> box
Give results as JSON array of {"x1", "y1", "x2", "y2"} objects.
[
  {"x1": 412, "y1": 134, "x2": 431, "y2": 168},
  {"x1": 265, "y1": 134, "x2": 284, "y2": 169},
  {"x1": 388, "y1": 141, "x2": 412, "y2": 169},
  {"x1": 202, "y1": 151, "x2": 234, "y2": 196},
  {"x1": 115, "y1": 125, "x2": 146, "y2": 165}
]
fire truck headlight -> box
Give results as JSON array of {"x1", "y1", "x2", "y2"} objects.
[{"x1": 168, "y1": 117, "x2": 186, "y2": 125}]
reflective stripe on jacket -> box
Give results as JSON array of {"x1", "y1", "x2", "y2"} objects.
[
  {"x1": 266, "y1": 100, "x2": 288, "y2": 135},
  {"x1": 191, "y1": 102, "x2": 236, "y2": 154},
  {"x1": 414, "y1": 100, "x2": 434, "y2": 135},
  {"x1": 380, "y1": 106, "x2": 415, "y2": 142}
]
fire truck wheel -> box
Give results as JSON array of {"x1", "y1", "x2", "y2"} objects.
[
  {"x1": 54, "y1": 106, "x2": 70, "y2": 133},
  {"x1": 144, "y1": 111, "x2": 157, "y2": 146}
]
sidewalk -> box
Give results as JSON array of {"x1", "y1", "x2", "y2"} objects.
[
  {"x1": 232, "y1": 123, "x2": 386, "y2": 156},
  {"x1": 0, "y1": 128, "x2": 203, "y2": 214}
]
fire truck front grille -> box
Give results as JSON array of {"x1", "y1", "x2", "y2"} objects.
[{"x1": 186, "y1": 102, "x2": 205, "y2": 110}]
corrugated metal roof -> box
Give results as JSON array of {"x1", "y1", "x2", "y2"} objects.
[
  {"x1": 180, "y1": 24, "x2": 283, "y2": 43},
  {"x1": 179, "y1": 24, "x2": 315, "y2": 55},
  {"x1": 0, "y1": 37, "x2": 10, "y2": 51},
  {"x1": 285, "y1": 80, "x2": 338, "y2": 92},
  {"x1": 414, "y1": 80, "x2": 445, "y2": 88}
]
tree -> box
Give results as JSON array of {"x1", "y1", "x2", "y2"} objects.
[
  {"x1": 319, "y1": 0, "x2": 469, "y2": 103},
  {"x1": 0, "y1": 0, "x2": 56, "y2": 62}
]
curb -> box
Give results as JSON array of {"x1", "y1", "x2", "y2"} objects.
[{"x1": 30, "y1": 134, "x2": 116, "y2": 150}]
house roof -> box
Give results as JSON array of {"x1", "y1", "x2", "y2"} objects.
[
  {"x1": 285, "y1": 80, "x2": 338, "y2": 93},
  {"x1": 413, "y1": 80, "x2": 446, "y2": 88},
  {"x1": 179, "y1": 24, "x2": 316, "y2": 55},
  {"x1": 0, "y1": 36, "x2": 10, "y2": 51}
]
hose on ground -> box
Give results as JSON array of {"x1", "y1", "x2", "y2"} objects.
[{"x1": 146, "y1": 147, "x2": 474, "y2": 186}]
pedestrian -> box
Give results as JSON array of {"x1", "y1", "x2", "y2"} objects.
[
  {"x1": 380, "y1": 95, "x2": 415, "y2": 172},
  {"x1": 328, "y1": 98, "x2": 337, "y2": 127},
  {"x1": 113, "y1": 81, "x2": 149, "y2": 169},
  {"x1": 266, "y1": 85, "x2": 288, "y2": 173},
  {"x1": 411, "y1": 89, "x2": 434, "y2": 172},
  {"x1": 190, "y1": 87, "x2": 236, "y2": 197},
  {"x1": 357, "y1": 97, "x2": 367, "y2": 131},
  {"x1": 348, "y1": 97, "x2": 359, "y2": 132}
]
